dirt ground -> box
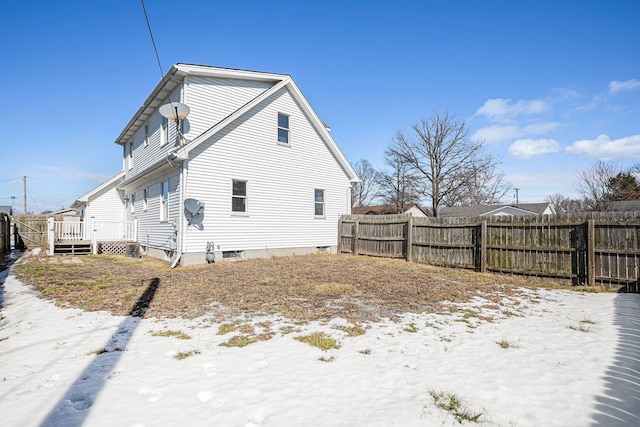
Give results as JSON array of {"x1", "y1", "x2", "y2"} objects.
[{"x1": 12, "y1": 253, "x2": 567, "y2": 323}]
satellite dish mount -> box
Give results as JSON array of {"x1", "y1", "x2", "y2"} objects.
[
  {"x1": 159, "y1": 102, "x2": 190, "y2": 146},
  {"x1": 184, "y1": 198, "x2": 205, "y2": 225}
]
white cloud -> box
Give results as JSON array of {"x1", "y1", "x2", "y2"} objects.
[
  {"x1": 509, "y1": 139, "x2": 560, "y2": 158},
  {"x1": 523, "y1": 121, "x2": 561, "y2": 135},
  {"x1": 608, "y1": 79, "x2": 640, "y2": 94},
  {"x1": 473, "y1": 125, "x2": 523, "y2": 143},
  {"x1": 565, "y1": 134, "x2": 640, "y2": 160},
  {"x1": 476, "y1": 98, "x2": 550, "y2": 121}
]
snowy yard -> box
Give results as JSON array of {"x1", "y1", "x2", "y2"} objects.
[{"x1": 1, "y1": 270, "x2": 639, "y2": 426}]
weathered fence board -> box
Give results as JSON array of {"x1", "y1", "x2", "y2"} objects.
[
  {"x1": 0, "y1": 213, "x2": 10, "y2": 253},
  {"x1": 339, "y1": 212, "x2": 640, "y2": 291}
]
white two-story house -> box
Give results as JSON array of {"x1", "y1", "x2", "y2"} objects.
[{"x1": 73, "y1": 64, "x2": 359, "y2": 265}]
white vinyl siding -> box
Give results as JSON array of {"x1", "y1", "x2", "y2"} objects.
[
  {"x1": 183, "y1": 76, "x2": 274, "y2": 138},
  {"x1": 127, "y1": 174, "x2": 179, "y2": 250},
  {"x1": 124, "y1": 88, "x2": 181, "y2": 180},
  {"x1": 183, "y1": 86, "x2": 352, "y2": 254}
]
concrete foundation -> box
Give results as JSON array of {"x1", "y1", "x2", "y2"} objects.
[{"x1": 140, "y1": 245, "x2": 336, "y2": 266}]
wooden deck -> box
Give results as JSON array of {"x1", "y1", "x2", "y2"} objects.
[{"x1": 53, "y1": 240, "x2": 92, "y2": 256}]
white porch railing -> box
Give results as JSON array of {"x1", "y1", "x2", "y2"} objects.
[{"x1": 47, "y1": 218, "x2": 138, "y2": 256}]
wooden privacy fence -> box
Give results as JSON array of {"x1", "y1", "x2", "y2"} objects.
[
  {"x1": 0, "y1": 213, "x2": 10, "y2": 253},
  {"x1": 338, "y1": 212, "x2": 640, "y2": 291}
]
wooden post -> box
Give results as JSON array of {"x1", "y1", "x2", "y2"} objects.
[
  {"x1": 337, "y1": 217, "x2": 342, "y2": 254},
  {"x1": 353, "y1": 219, "x2": 360, "y2": 256},
  {"x1": 47, "y1": 217, "x2": 54, "y2": 256},
  {"x1": 586, "y1": 219, "x2": 595, "y2": 287},
  {"x1": 480, "y1": 220, "x2": 487, "y2": 273},
  {"x1": 406, "y1": 214, "x2": 413, "y2": 262}
]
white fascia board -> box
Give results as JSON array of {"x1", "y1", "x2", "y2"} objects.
[
  {"x1": 285, "y1": 79, "x2": 360, "y2": 183},
  {"x1": 72, "y1": 171, "x2": 125, "y2": 207},
  {"x1": 182, "y1": 78, "x2": 290, "y2": 156},
  {"x1": 175, "y1": 63, "x2": 288, "y2": 82}
]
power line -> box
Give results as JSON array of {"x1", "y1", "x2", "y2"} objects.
[
  {"x1": 0, "y1": 177, "x2": 23, "y2": 184},
  {"x1": 141, "y1": 0, "x2": 165, "y2": 79},
  {"x1": 27, "y1": 185, "x2": 41, "y2": 213}
]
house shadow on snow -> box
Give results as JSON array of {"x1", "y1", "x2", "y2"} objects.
[
  {"x1": 590, "y1": 292, "x2": 640, "y2": 426},
  {"x1": 40, "y1": 278, "x2": 160, "y2": 427}
]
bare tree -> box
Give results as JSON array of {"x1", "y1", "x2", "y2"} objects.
[
  {"x1": 441, "y1": 167, "x2": 511, "y2": 207},
  {"x1": 390, "y1": 110, "x2": 502, "y2": 217},
  {"x1": 574, "y1": 161, "x2": 621, "y2": 211},
  {"x1": 544, "y1": 193, "x2": 586, "y2": 214},
  {"x1": 351, "y1": 159, "x2": 379, "y2": 207},
  {"x1": 376, "y1": 146, "x2": 420, "y2": 213}
]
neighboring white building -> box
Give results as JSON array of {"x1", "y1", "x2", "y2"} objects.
[
  {"x1": 75, "y1": 64, "x2": 359, "y2": 265},
  {"x1": 71, "y1": 171, "x2": 125, "y2": 221},
  {"x1": 439, "y1": 203, "x2": 555, "y2": 218},
  {"x1": 352, "y1": 204, "x2": 428, "y2": 217}
]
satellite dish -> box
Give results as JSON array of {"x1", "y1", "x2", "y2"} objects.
[
  {"x1": 159, "y1": 102, "x2": 191, "y2": 120},
  {"x1": 184, "y1": 198, "x2": 204, "y2": 216}
]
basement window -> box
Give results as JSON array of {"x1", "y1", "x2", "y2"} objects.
[{"x1": 222, "y1": 250, "x2": 243, "y2": 260}]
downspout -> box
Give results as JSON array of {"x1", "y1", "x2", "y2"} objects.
[
  {"x1": 171, "y1": 80, "x2": 188, "y2": 269},
  {"x1": 171, "y1": 160, "x2": 186, "y2": 269}
]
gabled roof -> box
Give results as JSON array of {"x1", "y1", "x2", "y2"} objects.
[
  {"x1": 71, "y1": 171, "x2": 125, "y2": 208},
  {"x1": 439, "y1": 203, "x2": 553, "y2": 218},
  {"x1": 609, "y1": 200, "x2": 640, "y2": 212},
  {"x1": 352, "y1": 204, "x2": 427, "y2": 215},
  {"x1": 115, "y1": 64, "x2": 359, "y2": 183}
]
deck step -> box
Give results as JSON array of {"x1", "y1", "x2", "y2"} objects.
[{"x1": 54, "y1": 241, "x2": 92, "y2": 256}]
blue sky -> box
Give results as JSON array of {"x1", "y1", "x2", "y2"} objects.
[{"x1": 1, "y1": 0, "x2": 639, "y2": 213}]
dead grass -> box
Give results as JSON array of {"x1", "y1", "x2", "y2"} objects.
[{"x1": 13, "y1": 253, "x2": 557, "y2": 323}]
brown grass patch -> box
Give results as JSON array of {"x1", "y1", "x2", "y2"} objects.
[{"x1": 13, "y1": 253, "x2": 555, "y2": 323}]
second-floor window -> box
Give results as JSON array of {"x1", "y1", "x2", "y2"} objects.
[
  {"x1": 127, "y1": 143, "x2": 133, "y2": 170},
  {"x1": 277, "y1": 113, "x2": 289, "y2": 144},
  {"x1": 161, "y1": 117, "x2": 169, "y2": 146},
  {"x1": 144, "y1": 124, "x2": 149, "y2": 147}
]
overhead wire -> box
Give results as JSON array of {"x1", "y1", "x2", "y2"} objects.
[{"x1": 140, "y1": 0, "x2": 165, "y2": 80}]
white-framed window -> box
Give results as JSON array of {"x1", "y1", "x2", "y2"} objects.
[
  {"x1": 277, "y1": 113, "x2": 290, "y2": 144},
  {"x1": 127, "y1": 143, "x2": 133, "y2": 170},
  {"x1": 160, "y1": 181, "x2": 169, "y2": 221},
  {"x1": 315, "y1": 189, "x2": 325, "y2": 217},
  {"x1": 161, "y1": 117, "x2": 169, "y2": 146},
  {"x1": 130, "y1": 193, "x2": 136, "y2": 214},
  {"x1": 144, "y1": 124, "x2": 149, "y2": 147},
  {"x1": 232, "y1": 180, "x2": 247, "y2": 213},
  {"x1": 143, "y1": 188, "x2": 148, "y2": 211}
]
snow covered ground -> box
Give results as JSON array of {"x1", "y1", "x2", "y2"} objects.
[{"x1": 1, "y1": 272, "x2": 639, "y2": 426}]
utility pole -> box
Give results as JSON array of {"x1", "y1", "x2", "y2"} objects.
[
  {"x1": 514, "y1": 187, "x2": 520, "y2": 205},
  {"x1": 23, "y1": 176, "x2": 27, "y2": 215}
]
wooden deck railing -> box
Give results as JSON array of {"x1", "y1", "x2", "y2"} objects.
[{"x1": 47, "y1": 219, "x2": 138, "y2": 255}]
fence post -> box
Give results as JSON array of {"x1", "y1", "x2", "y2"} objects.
[
  {"x1": 406, "y1": 214, "x2": 413, "y2": 262},
  {"x1": 480, "y1": 220, "x2": 487, "y2": 273},
  {"x1": 586, "y1": 219, "x2": 595, "y2": 287},
  {"x1": 337, "y1": 217, "x2": 343, "y2": 254},
  {"x1": 47, "y1": 217, "x2": 54, "y2": 256},
  {"x1": 353, "y1": 219, "x2": 360, "y2": 255}
]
